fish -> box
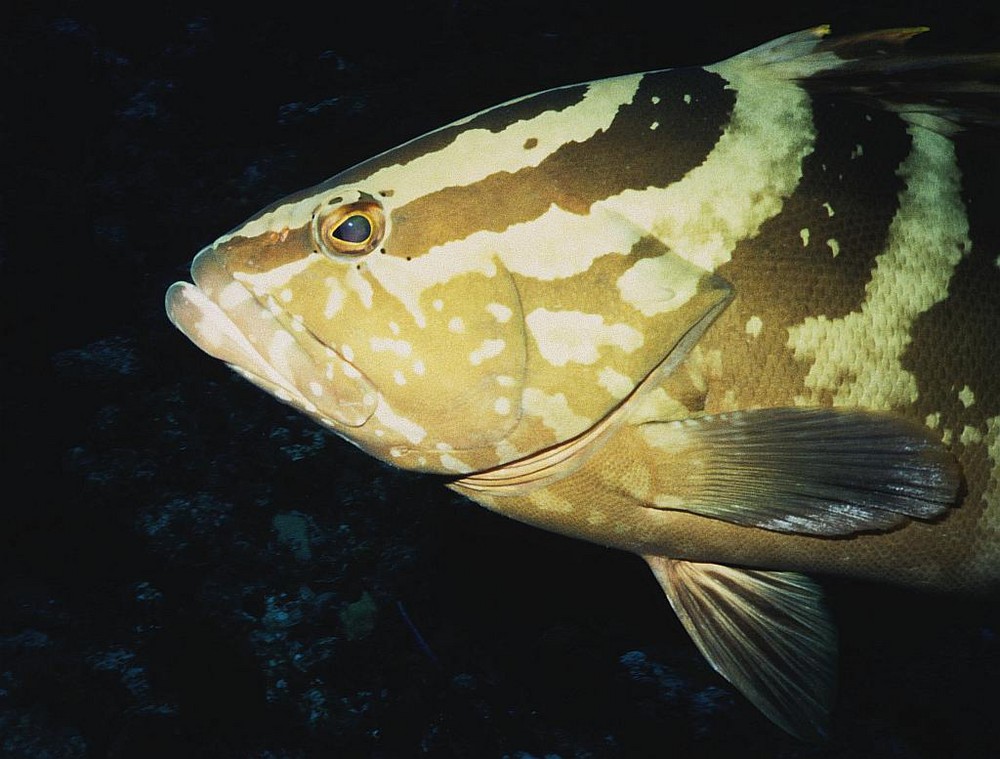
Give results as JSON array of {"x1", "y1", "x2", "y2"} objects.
[{"x1": 165, "y1": 26, "x2": 1000, "y2": 739}]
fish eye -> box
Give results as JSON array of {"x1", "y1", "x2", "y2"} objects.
[
  {"x1": 332, "y1": 214, "x2": 373, "y2": 244},
  {"x1": 314, "y1": 200, "x2": 386, "y2": 257}
]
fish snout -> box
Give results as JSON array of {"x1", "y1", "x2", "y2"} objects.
[{"x1": 165, "y1": 246, "x2": 377, "y2": 428}]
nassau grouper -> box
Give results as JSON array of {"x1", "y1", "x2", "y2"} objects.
[{"x1": 166, "y1": 27, "x2": 999, "y2": 739}]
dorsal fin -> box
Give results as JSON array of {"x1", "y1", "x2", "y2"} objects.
[{"x1": 713, "y1": 26, "x2": 1000, "y2": 131}]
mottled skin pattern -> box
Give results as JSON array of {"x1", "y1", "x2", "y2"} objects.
[
  {"x1": 166, "y1": 27, "x2": 999, "y2": 736},
  {"x1": 456, "y1": 91, "x2": 999, "y2": 593}
]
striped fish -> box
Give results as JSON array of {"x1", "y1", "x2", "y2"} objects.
[{"x1": 166, "y1": 27, "x2": 1000, "y2": 738}]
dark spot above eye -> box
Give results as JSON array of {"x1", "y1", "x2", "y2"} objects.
[
  {"x1": 523, "y1": 137, "x2": 538, "y2": 149},
  {"x1": 327, "y1": 196, "x2": 343, "y2": 206},
  {"x1": 379, "y1": 189, "x2": 394, "y2": 197}
]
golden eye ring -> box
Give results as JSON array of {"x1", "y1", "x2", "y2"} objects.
[{"x1": 313, "y1": 200, "x2": 386, "y2": 257}]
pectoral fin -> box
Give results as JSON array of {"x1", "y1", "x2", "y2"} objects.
[
  {"x1": 641, "y1": 407, "x2": 961, "y2": 535},
  {"x1": 644, "y1": 556, "x2": 836, "y2": 740}
]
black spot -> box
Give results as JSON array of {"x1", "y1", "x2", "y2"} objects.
[
  {"x1": 524, "y1": 137, "x2": 538, "y2": 149},
  {"x1": 327, "y1": 196, "x2": 343, "y2": 205}
]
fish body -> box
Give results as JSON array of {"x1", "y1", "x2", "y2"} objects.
[{"x1": 167, "y1": 27, "x2": 999, "y2": 738}]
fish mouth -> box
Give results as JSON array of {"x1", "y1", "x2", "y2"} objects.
[{"x1": 165, "y1": 246, "x2": 377, "y2": 428}]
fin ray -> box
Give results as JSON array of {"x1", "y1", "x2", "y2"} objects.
[{"x1": 645, "y1": 557, "x2": 836, "y2": 740}]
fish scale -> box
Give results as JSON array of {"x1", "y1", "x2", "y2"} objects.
[{"x1": 166, "y1": 26, "x2": 999, "y2": 740}]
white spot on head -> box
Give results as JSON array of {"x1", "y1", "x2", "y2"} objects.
[
  {"x1": 650, "y1": 121, "x2": 659, "y2": 130},
  {"x1": 346, "y1": 267, "x2": 373, "y2": 308},
  {"x1": 925, "y1": 412, "x2": 941, "y2": 429},
  {"x1": 448, "y1": 317, "x2": 465, "y2": 333},
  {"x1": 308, "y1": 381, "x2": 323, "y2": 397},
  {"x1": 389, "y1": 321, "x2": 401, "y2": 335},
  {"x1": 375, "y1": 400, "x2": 426, "y2": 444},
  {"x1": 234, "y1": 254, "x2": 323, "y2": 292},
  {"x1": 370, "y1": 336, "x2": 412, "y2": 357},
  {"x1": 651, "y1": 95, "x2": 661, "y2": 104},
  {"x1": 470, "y1": 339, "x2": 505, "y2": 366},
  {"x1": 433, "y1": 299, "x2": 444, "y2": 311},
  {"x1": 822, "y1": 202, "x2": 835, "y2": 217},
  {"x1": 522, "y1": 387, "x2": 590, "y2": 439},
  {"x1": 486, "y1": 303, "x2": 513, "y2": 323},
  {"x1": 279, "y1": 288, "x2": 293, "y2": 302},
  {"x1": 324, "y1": 277, "x2": 346, "y2": 319},
  {"x1": 827, "y1": 238, "x2": 840, "y2": 257},
  {"x1": 745, "y1": 315, "x2": 763, "y2": 337},
  {"x1": 617, "y1": 255, "x2": 701, "y2": 316},
  {"x1": 412, "y1": 359, "x2": 426, "y2": 375},
  {"x1": 597, "y1": 367, "x2": 634, "y2": 399},
  {"x1": 440, "y1": 453, "x2": 472, "y2": 473},
  {"x1": 393, "y1": 370, "x2": 406, "y2": 385},
  {"x1": 341, "y1": 344, "x2": 355, "y2": 361},
  {"x1": 526, "y1": 309, "x2": 643, "y2": 367},
  {"x1": 267, "y1": 330, "x2": 296, "y2": 375},
  {"x1": 496, "y1": 375, "x2": 517, "y2": 387},
  {"x1": 494, "y1": 397, "x2": 511, "y2": 415},
  {"x1": 683, "y1": 93, "x2": 691, "y2": 104},
  {"x1": 800, "y1": 228, "x2": 810, "y2": 247},
  {"x1": 851, "y1": 143, "x2": 864, "y2": 159},
  {"x1": 218, "y1": 282, "x2": 252, "y2": 309}
]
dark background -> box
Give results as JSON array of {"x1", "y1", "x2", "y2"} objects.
[{"x1": 3, "y1": 2, "x2": 999, "y2": 757}]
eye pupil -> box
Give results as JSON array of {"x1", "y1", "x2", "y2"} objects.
[{"x1": 332, "y1": 214, "x2": 372, "y2": 244}]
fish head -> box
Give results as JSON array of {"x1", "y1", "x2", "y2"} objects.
[
  {"x1": 166, "y1": 182, "x2": 530, "y2": 474},
  {"x1": 167, "y1": 86, "x2": 732, "y2": 475}
]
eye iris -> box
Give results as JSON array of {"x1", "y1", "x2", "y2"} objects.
[{"x1": 332, "y1": 214, "x2": 372, "y2": 244}]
